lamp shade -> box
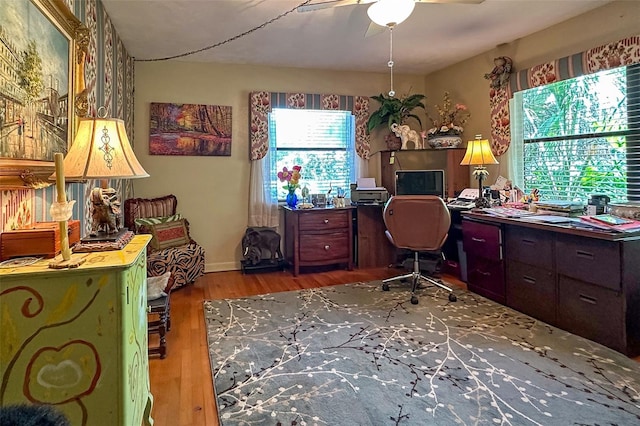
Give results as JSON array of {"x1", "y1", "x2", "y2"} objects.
[
  {"x1": 57, "y1": 117, "x2": 149, "y2": 181},
  {"x1": 367, "y1": 0, "x2": 415, "y2": 27},
  {"x1": 460, "y1": 138, "x2": 499, "y2": 166}
]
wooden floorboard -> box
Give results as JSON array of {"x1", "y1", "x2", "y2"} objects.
[{"x1": 147, "y1": 266, "x2": 640, "y2": 426}]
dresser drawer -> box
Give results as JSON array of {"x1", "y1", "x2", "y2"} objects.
[
  {"x1": 463, "y1": 220, "x2": 502, "y2": 261},
  {"x1": 506, "y1": 260, "x2": 556, "y2": 324},
  {"x1": 557, "y1": 276, "x2": 624, "y2": 352},
  {"x1": 505, "y1": 226, "x2": 553, "y2": 268},
  {"x1": 466, "y1": 256, "x2": 505, "y2": 303},
  {"x1": 299, "y1": 210, "x2": 350, "y2": 232},
  {"x1": 299, "y1": 232, "x2": 350, "y2": 262},
  {"x1": 556, "y1": 234, "x2": 620, "y2": 290}
]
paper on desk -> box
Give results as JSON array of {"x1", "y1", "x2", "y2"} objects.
[{"x1": 356, "y1": 177, "x2": 386, "y2": 191}]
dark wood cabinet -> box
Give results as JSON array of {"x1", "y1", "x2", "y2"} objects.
[
  {"x1": 284, "y1": 206, "x2": 354, "y2": 276},
  {"x1": 462, "y1": 212, "x2": 640, "y2": 356},
  {"x1": 379, "y1": 149, "x2": 469, "y2": 198},
  {"x1": 462, "y1": 219, "x2": 505, "y2": 304}
]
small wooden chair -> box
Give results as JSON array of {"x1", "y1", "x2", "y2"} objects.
[{"x1": 148, "y1": 274, "x2": 174, "y2": 359}]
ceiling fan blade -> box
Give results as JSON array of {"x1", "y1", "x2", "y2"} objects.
[
  {"x1": 415, "y1": 0, "x2": 485, "y2": 4},
  {"x1": 297, "y1": 0, "x2": 364, "y2": 13},
  {"x1": 364, "y1": 21, "x2": 386, "y2": 38}
]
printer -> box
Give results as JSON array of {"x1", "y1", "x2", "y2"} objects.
[
  {"x1": 351, "y1": 188, "x2": 389, "y2": 205},
  {"x1": 351, "y1": 178, "x2": 390, "y2": 205}
]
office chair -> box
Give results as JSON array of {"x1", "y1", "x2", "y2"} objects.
[{"x1": 382, "y1": 195, "x2": 457, "y2": 304}]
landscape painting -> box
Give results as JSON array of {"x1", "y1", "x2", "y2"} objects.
[
  {"x1": 149, "y1": 102, "x2": 232, "y2": 156},
  {"x1": 0, "y1": 0, "x2": 71, "y2": 162}
]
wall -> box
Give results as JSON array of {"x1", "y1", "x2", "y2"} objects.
[
  {"x1": 424, "y1": 0, "x2": 640, "y2": 185},
  {"x1": 133, "y1": 62, "x2": 425, "y2": 271}
]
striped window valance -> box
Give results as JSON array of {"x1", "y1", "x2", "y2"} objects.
[
  {"x1": 490, "y1": 35, "x2": 640, "y2": 156},
  {"x1": 249, "y1": 91, "x2": 370, "y2": 161}
]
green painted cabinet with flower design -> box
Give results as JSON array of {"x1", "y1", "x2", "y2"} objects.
[{"x1": 0, "y1": 235, "x2": 153, "y2": 426}]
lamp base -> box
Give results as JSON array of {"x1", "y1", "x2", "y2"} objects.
[{"x1": 81, "y1": 228, "x2": 130, "y2": 243}]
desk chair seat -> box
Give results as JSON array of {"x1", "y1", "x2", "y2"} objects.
[{"x1": 382, "y1": 195, "x2": 457, "y2": 304}]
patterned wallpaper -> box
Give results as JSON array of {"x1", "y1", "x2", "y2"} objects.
[{"x1": 0, "y1": 0, "x2": 135, "y2": 232}]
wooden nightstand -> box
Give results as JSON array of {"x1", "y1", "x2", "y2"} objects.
[{"x1": 284, "y1": 206, "x2": 354, "y2": 276}]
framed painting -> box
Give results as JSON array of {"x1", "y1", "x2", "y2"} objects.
[
  {"x1": 149, "y1": 102, "x2": 232, "y2": 156},
  {"x1": 0, "y1": 0, "x2": 88, "y2": 189}
]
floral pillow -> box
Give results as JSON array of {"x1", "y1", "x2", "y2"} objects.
[
  {"x1": 149, "y1": 219, "x2": 190, "y2": 250},
  {"x1": 147, "y1": 272, "x2": 171, "y2": 300}
]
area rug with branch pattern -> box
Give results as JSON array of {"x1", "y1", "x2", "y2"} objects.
[{"x1": 204, "y1": 282, "x2": 640, "y2": 425}]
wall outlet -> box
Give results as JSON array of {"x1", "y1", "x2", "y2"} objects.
[{"x1": 389, "y1": 152, "x2": 395, "y2": 164}]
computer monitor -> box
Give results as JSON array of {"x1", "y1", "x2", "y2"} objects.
[{"x1": 395, "y1": 170, "x2": 445, "y2": 198}]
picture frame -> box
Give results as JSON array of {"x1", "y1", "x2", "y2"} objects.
[{"x1": 0, "y1": 0, "x2": 88, "y2": 189}]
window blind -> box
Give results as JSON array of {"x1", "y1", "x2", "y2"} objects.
[
  {"x1": 518, "y1": 63, "x2": 640, "y2": 202},
  {"x1": 269, "y1": 108, "x2": 356, "y2": 199}
]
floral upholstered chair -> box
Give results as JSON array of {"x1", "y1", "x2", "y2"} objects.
[{"x1": 124, "y1": 195, "x2": 205, "y2": 289}]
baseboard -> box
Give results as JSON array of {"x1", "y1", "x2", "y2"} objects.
[{"x1": 205, "y1": 261, "x2": 240, "y2": 273}]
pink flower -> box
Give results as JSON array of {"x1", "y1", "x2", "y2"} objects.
[
  {"x1": 278, "y1": 167, "x2": 292, "y2": 182},
  {"x1": 455, "y1": 104, "x2": 467, "y2": 111}
]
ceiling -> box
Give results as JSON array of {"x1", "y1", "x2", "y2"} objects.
[{"x1": 100, "y1": 0, "x2": 612, "y2": 75}]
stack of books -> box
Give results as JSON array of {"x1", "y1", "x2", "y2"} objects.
[
  {"x1": 533, "y1": 200, "x2": 584, "y2": 217},
  {"x1": 579, "y1": 214, "x2": 640, "y2": 232}
]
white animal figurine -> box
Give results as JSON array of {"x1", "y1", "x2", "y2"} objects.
[{"x1": 391, "y1": 123, "x2": 422, "y2": 150}]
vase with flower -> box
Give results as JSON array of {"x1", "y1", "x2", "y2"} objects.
[
  {"x1": 278, "y1": 165, "x2": 302, "y2": 208},
  {"x1": 425, "y1": 92, "x2": 470, "y2": 149}
]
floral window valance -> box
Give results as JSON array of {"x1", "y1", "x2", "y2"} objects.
[
  {"x1": 490, "y1": 35, "x2": 640, "y2": 156},
  {"x1": 249, "y1": 91, "x2": 370, "y2": 161}
]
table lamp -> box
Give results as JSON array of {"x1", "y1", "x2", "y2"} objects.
[
  {"x1": 52, "y1": 112, "x2": 148, "y2": 242},
  {"x1": 460, "y1": 135, "x2": 499, "y2": 198}
]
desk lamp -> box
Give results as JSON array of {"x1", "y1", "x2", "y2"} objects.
[
  {"x1": 52, "y1": 111, "x2": 149, "y2": 242},
  {"x1": 460, "y1": 135, "x2": 498, "y2": 198}
]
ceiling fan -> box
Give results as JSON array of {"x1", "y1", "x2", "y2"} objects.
[{"x1": 298, "y1": 0, "x2": 485, "y2": 37}]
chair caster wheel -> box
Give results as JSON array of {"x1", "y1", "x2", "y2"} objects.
[
  {"x1": 382, "y1": 283, "x2": 390, "y2": 291},
  {"x1": 448, "y1": 293, "x2": 457, "y2": 302},
  {"x1": 411, "y1": 296, "x2": 419, "y2": 304}
]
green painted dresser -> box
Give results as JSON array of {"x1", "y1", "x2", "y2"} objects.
[{"x1": 0, "y1": 235, "x2": 153, "y2": 425}]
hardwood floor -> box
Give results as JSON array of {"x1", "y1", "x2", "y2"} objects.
[{"x1": 147, "y1": 267, "x2": 640, "y2": 425}]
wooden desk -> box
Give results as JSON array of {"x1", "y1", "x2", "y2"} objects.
[
  {"x1": 0, "y1": 235, "x2": 153, "y2": 425},
  {"x1": 356, "y1": 205, "x2": 396, "y2": 268},
  {"x1": 462, "y1": 212, "x2": 640, "y2": 356}
]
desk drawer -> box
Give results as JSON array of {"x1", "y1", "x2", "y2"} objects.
[
  {"x1": 505, "y1": 226, "x2": 553, "y2": 268},
  {"x1": 506, "y1": 260, "x2": 556, "y2": 324},
  {"x1": 463, "y1": 220, "x2": 502, "y2": 261},
  {"x1": 299, "y1": 232, "x2": 349, "y2": 262},
  {"x1": 557, "y1": 275, "x2": 623, "y2": 353},
  {"x1": 556, "y1": 235, "x2": 620, "y2": 290},
  {"x1": 299, "y1": 210, "x2": 349, "y2": 232},
  {"x1": 466, "y1": 256, "x2": 505, "y2": 303}
]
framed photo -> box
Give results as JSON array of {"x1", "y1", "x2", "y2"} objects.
[
  {"x1": 149, "y1": 102, "x2": 232, "y2": 156},
  {"x1": 0, "y1": 0, "x2": 88, "y2": 189}
]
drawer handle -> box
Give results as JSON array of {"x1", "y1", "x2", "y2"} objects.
[
  {"x1": 324, "y1": 245, "x2": 330, "y2": 251},
  {"x1": 523, "y1": 275, "x2": 536, "y2": 284},
  {"x1": 471, "y1": 237, "x2": 486, "y2": 243},
  {"x1": 324, "y1": 219, "x2": 329, "y2": 224},
  {"x1": 477, "y1": 270, "x2": 491, "y2": 277},
  {"x1": 579, "y1": 294, "x2": 597, "y2": 305},
  {"x1": 521, "y1": 239, "x2": 535, "y2": 246},
  {"x1": 576, "y1": 250, "x2": 594, "y2": 260}
]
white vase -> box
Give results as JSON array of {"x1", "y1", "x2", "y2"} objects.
[{"x1": 427, "y1": 135, "x2": 462, "y2": 149}]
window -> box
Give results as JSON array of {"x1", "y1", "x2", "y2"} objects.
[
  {"x1": 268, "y1": 108, "x2": 356, "y2": 200},
  {"x1": 511, "y1": 63, "x2": 640, "y2": 202}
]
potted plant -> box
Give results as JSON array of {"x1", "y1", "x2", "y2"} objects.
[
  {"x1": 367, "y1": 93, "x2": 426, "y2": 150},
  {"x1": 425, "y1": 91, "x2": 470, "y2": 148}
]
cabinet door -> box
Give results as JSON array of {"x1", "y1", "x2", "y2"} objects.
[
  {"x1": 506, "y1": 260, "x2": 556, "y2": 324},
  {"x1": 300, "y1": 232, "x2": 350, "y2": 262},
  {"x1": 505, "y1": 225, "x2": 553, "y2": 268},
  {"x1": 556, "y1": 235, "x2": 620, "y2": 290},
  {"x1": 463, "y1": 220, "x2": 502, "y2": 262}
]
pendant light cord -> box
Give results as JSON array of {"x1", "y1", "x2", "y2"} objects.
[{"x1": 388, "y1": 26, "x2": 395, "y2": 97}]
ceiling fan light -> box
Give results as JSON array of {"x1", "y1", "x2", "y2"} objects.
[{"x1": 367, "y1": 0, "x2": 415, "y2": 27}]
